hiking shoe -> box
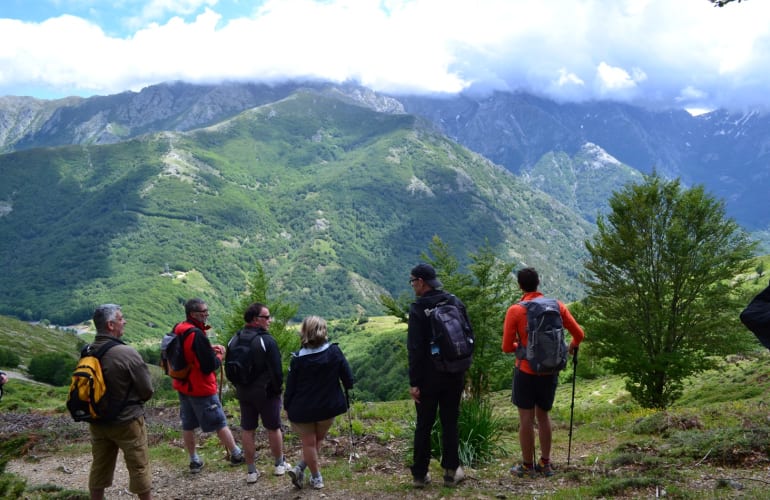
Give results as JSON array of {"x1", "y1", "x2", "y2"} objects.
[
  {"x1": 274, "y1": 460, "x2": 291, "y2": 476},
  {"x1": 413, "y1": 472, "x2": 431, "y2": 489},
  {"x1": 246, "y1": 470, "x2": 260, "y2": 484},
  {"x1": 510, "y1": 463, "x2": 536, "y2": 478},
  {"x1": 189, "y1": 459, "x2": 204, "y2": 474},
  {"x1": 535, "y1": 459, "x2": 554, "y2": 477},
  {"x1": 288, "y1": 465, "x2": 304, "y2": 489},
  {"x1": 310, "y1": 474, "x2": 324, "y2": 489},
  {"x1": 443, "y1": 466, "x2": 465, "y2": 487},
  {"x1": 230, "y1": 451, "x2": 244, "y2": 466}
]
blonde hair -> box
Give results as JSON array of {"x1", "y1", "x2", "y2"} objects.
[{"x1": 300, "y1": 315, "x2": 328, "y2": 348}]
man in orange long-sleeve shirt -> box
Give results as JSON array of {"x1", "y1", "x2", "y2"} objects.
[{"x1": 501, "y1": 268, "x2": 584, "y2": 478}]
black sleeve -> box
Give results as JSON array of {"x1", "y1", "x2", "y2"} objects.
[
  {"x1": 266, "y1": 335, "x2": 283, "y2": 391},
  {"x1": 192, "y1": 329, "x2": 220, "y2": 374},
  {"x1": 335, "y1": 345, "x2": 354, "y2": 390},
  {"x1": 283, "y1": 356, "x2": 297, "y2": 412},
  {"x1": 407, "y1": 302, "x2": 429, "y2": 388}
]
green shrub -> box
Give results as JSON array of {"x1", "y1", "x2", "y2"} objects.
[
  {"x1": 28, "y1": 352, "x2": 76, "y2": 386},
  {"x1": 430, "y1": 397, "x2": 505, "y2": 467},
  {"x1": 0, "y1": 347, "x2": 21, "y2": 368}
]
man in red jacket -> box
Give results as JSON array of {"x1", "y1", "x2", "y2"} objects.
[
  {"x1": 502, "y1": 268, "x2": 584, "y2": 478},
  {"x1": 173, "y1": 298, "x2": 243, "y2": 473}
]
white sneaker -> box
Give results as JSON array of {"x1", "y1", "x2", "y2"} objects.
[
  {"x1": 246, "y1": 470, "x2": 260, "y2": 484},
  {"x1": 288, "y1": 465, "x2": 304, "y2": 489},
  {"x1": 310, "y1": 475, "x2": 324, "y2": 489},
  {"x1": 274, "y1": 460, "x2": 290, "y2": 476}
]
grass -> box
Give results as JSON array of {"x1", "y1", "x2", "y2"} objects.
[{"x1": 2, "y1": 342, "x2": 769, "y2": 497}]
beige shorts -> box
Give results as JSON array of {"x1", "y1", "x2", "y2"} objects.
[{"x1": 290, "y1": 417, "x2": 334, "y2": 437}]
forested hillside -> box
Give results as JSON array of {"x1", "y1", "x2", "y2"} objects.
[{"x1": 0, "y1": 89, "x2": 594, "y2": 339}]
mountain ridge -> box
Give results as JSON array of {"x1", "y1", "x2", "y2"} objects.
[{"x1": 2, "y1": 80, "x2": 767, "y2": 231}]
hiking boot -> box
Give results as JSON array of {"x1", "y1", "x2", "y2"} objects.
[
  {"x1": 310, "y1": 474, "x2": 324, "y2": 489},
  {"x1": 274, "y1": 460, "x2": 291, "y2": 476},
  {"x1": 189, "y1": 459, "x2": 204, "y2": 474},
  {"x1": 510, "y1": 463, "x2": 536, "y2": 478},
  {"x1": 288, "y1": 465, "x2": 304, "y2": 489},
  {"x1": 535, "y1": 459, "x2": 554, "y2": 477},
  {"x1": 413, "y1": 472, "x2": 431, "y2": 489},
  {"x1": 246, "y1": 470, "x2": 260, "y2": 484},
  {"x1": 230, "y1": 451, "x2": 244, "y2": 466},
  {"x1": 443, "y1": 466, "x2": 466, "y2": 487}
]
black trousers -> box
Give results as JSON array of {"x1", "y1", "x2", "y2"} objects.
[{"x1": 410, "y1": 370, "x2": 465, "y2": 478}]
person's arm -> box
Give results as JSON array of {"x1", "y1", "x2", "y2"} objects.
[
  {"x1": 128, "y1": 350, "x2": 154, "y2": 401},
  {"x1": 266, "y1": 336, "x2": 283, "y2": 391},
  {"x1": 336, "y1": 346, "x2": 354, "y2": 390},
  {"x1": 192, "y1": 330, "x2": 220, "y2": 374},
  {"x1": 406, "y1": 304, "x2": 427, "y2": 389},
  {"x1": 283, "y1": 356, "x2": 297, "y2": 412},
  {"x1": 502, "y1": 304, "x2": 521, "y2": 353}
]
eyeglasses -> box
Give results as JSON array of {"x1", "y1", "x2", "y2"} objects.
[
  {"x1": 194, "y1": 309, "x2": 209, "y2": 314},
  {"x1": 257, "y1": 315, "x2": 272, "y2": 320},
  {"x1": 409, "y1": 277, "x2": 419, "y2": 284}
]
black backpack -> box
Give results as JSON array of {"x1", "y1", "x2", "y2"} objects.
[
  {"x1": 428, "y1": 295, "x2": 474, "y2": 373},
  {"x1": 225, "y1": 329, "x2": 268, "y2": 386},
  {"x1": 516, "y1": 297, "x2": 568, "y2": 374},
  {"x1": 160, "y1": 326, "x2": 196, "y2": 380},
  {"x1": 740, "y1": 282, "x2": 770, "y2": 350}
]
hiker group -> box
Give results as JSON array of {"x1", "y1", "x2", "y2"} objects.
[{"x1": 69, "y1": 264, "x2": 587, "y2": 499}]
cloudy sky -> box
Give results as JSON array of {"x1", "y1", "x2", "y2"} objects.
[{"x1": 0, "y1": 0, "x2": 768, "y2": 112}]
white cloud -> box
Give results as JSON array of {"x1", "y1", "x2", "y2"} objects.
[{"x1": 2, "y1": 0, "x2": 770, "y2": 110}]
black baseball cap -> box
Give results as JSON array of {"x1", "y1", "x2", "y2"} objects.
[{"x1": 410, "y1": 263, "x2": 443, "y2": 289}]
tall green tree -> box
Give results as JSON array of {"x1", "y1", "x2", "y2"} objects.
[
  {"x1": 223, "y1": 263, "x2": 299, "y2": 370},
  {"x1": 583, "y1": 174, "x2": 756, "y2": 408},
  {"x1": 463, "y1": 244, "x2": 518, "y2": 399}
]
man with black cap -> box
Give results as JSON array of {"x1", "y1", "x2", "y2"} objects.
[{"x1": 407, "y1": 263, "x2": 469, "y2": 489}]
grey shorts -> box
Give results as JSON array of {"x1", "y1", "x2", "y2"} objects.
[{"x1": 179, "y1": 393, "x2": 227, "y2": 432}]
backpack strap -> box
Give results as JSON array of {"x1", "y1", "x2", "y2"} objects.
[
  {"x1": 91, "y1": 339, "x2": 140, "y2": 416},
  {"x1": 514, "y1": 301, "x2": 530, "y2": 360}
]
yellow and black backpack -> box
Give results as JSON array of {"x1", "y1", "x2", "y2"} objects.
[{"x1": 66, "y1": 341, "x2": 124, "y2": 422}]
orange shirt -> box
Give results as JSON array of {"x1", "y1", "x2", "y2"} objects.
[{"x1": 502, "y1": 291, "x2": 585, "y2": 375}]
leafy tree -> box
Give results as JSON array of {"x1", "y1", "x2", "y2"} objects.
[
  {"x1": 0, "y1": 347, "x2": 21, "y2": 368},
  {"x1": 222, "y1": 263, "x2": 299, "y2": 371},
  {"x1": 28, "y1": 352, "x2": 76, "y2": 386},
  {"x1": 583, "y1": 174, "x2": 756, "y2": 408},
  {"x1": 462, "y1": 244, "x2": 518, "y2": 398}
]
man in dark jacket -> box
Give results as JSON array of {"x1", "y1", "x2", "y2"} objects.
[
  {"x1": 228, "y1": 302, "x2": 289, "y2": 484},
  {"x1": 88, "y1": 304, "x2": 154, "y2": 500},
  {"x1": 173, "y1": 298, "x2": 243, "y2": 473},
  {"x1": 407, "y1": 263, "x2": 469, "y2": 488}
]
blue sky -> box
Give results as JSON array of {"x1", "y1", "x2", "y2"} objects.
[{"x1": 1, "y1": 0, "x2": 769, "y2": 112}]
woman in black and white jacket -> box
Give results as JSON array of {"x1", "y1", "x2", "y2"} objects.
[{"x1": 284, "y1": 316, "x2": 354, "y2": 490}]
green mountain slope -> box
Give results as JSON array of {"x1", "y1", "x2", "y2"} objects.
[
  {"x1": 0, "y1": 90, "x2": 592, "y2": 341},
  {"x1": 522, "y1": 143, "x2": 645, "y2": 223}
]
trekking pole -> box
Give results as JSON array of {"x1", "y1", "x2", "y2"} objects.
[
  {"x1": 567, "y1": 347, "x2": 578, "y2": 466},
  {"x1": 345, "y1": 387, "x2": 358, "y2": 464}
]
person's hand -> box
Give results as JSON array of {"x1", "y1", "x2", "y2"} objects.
[
  {"x1": 0, "y1": 372, "x2": 7, "y2": 385},
  {"x1": 212, "y1": 344, "x2": 225, "y2": 359},
  {"x1": 409, "y1": 386, "x2": 421, "y2": 404},
  {"x1": 569, "y1": 344, "x2": 578, "y2": 356}
]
